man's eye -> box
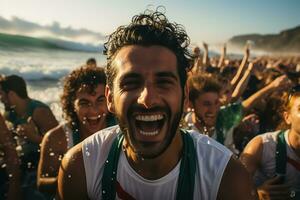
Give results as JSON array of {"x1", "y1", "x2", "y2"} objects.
[
  {"x1": 79, "y1": 102, "x2": 90, "y2": 107},
  {"x1": 157, "y1": 79, "x2": 174, "y2": 87},
  {"x1": 97, "y1": 97, "x2": 106, "y2": 103},
  {"x1": 121, "y1": 80, "x2": 141, "y2": 90}
]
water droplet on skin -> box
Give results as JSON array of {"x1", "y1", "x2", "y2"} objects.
[
  {"x1": 27, "y1": 162, "x2": 32, "y2": 168},
  {"x1": 112, "y1": 171, "x2": 116, "y2": 175},
  {"x1": 102, "y1": 190, "x2": 106, "y2": 194},
  {"x1": 45, "y1": 173, "x2": 49, "y2": 177},
  {"x1": 68, "y1": 174, "x2": 72, "y2": 178},
  {"x1": 1, "y1": 164, "x2": 7, "y2": 168},
  {"x1": 58, "y1": 155, "x2": 63, "y2": 161},
  {"x1": 8, "y1": 174, "x2": 12, "y2": 178},
  {"x1": 85, "y1": 151, "x2": 90, "y2": 156},
  {"x1": 49, "y1": 152, "x2": 55, "y2": 156},
  {"x1": 290, "y1": 190, "x2": 296, "y2": 198},
  {"x1": 106, "y1": 160, "x2": 109, "y2": 163}
]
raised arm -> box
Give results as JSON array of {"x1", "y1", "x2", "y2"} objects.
[
  {"x1": 241, "y1": 74, "x2": 291, "y2": 113},
  {"x1": 230, "y1": 43, "x2": 250, "y2": 88},
  {"x1": 202, "y1": 42, "x2": 210, "y2": 68},
  {"x1": 217, "y1": 43, "x2": 226, "y2": 68},
  {"x1": 231, "y1": 62, "x2": 254, "y2": 102},
  {"x1": 57, "y1": 143, "x2": 88, "y2": 200}
]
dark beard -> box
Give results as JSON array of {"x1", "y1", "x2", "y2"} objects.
[{"x1": 116, "y1": 100, "x2": 184, "y2": 160}]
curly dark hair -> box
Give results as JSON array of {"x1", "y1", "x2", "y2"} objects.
[
  {"x1": 103, "y1": 9, "x2": 192, "y2": 90},
  {"x1": 61, "y1": 65, "x2": 106, "y2": 130}
]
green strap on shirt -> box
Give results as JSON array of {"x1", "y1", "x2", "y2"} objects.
[
  {"x1": 101, "y1": 129, "x2": 196, "y2": 200},
  {"x1": 275, "y1": 130, "x2": 287, "y2": 176},
  {"x1": 275, "y1": 130, "x2": 299, "y2": 199}
]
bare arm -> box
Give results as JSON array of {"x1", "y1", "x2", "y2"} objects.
[
  {"x1": 202, "y1": 42, "x2": 210, "y2": 68},
  {"x1": 33, "y1": 107, "x2": 59, "y2": 136},
  {"x1": 217, "y1": 44, "x2": 226, "y2": 68},
  {"x1": 231, "y1": 62, "x2": 253, "y2": 102},
  {"x1": 230, "y1": 44, "x2": 250, "y2": 88},
  {"x1": 241, "y1": 75, "x2": 291, "y2": 113},
  {"x1": 0, "y1": 114, "x2": 22, "y2": 200},
  {"x1": 37, "y1": 126, "x2": 67, "y2": 195},
  {"x1": 217, "y1": 156, "x2": 257, "y2": 200},
  {"x1": 57, "y1": 143, "x2": 88, "y2": 200}
]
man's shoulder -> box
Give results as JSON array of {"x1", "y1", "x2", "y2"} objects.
[
  {"x1": 82, "y1": 125, "x2": 120, "y2": 154},
  {"x1": 43, "y1": 124, "x2": 66, "y2": 144},
  {"x1": 187, "y1": 129, "x2": 232, "y2": 155}
]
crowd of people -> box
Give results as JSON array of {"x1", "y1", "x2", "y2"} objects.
[{"x1": 0, "y1": 9, "x2": 299, "y2": 200}]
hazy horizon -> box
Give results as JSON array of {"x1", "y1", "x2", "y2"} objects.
[{"x1": 1, "y1": 0, "x2": 300, "y2": 46}]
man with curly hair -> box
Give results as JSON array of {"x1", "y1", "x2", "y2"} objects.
[
  {"x1": 57, "y1": 10, "x2": 255, "y2": 200},
  {"x1": 37, "y1": 65, "x2": 114, "y2": 196}
]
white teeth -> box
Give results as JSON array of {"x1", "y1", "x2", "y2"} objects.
[
  {"x1": 135, "y1": 114, "x2": 163, "y2": 121},
  {"x1": 87, "y1": 114, "x2": 105, "y2": 120},
  {"x1": 140, "y1": 130, "x2": 159, "y2": 136},
  {"x1": 89, "y1": 116, "x2": 99, "y2": 120}
]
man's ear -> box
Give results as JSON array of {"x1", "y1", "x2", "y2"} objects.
[
  {"x1": 105, "y1": 85, "x2": 115, "y2": 114},
  {"x1": 283, "y1": 111, "x2": 291, "y2": 125}
]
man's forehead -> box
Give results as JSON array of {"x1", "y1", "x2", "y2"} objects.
[{"x1": 112, "y1": 45, "x2": 178, "y2": 73}]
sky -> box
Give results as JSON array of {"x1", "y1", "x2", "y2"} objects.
[{"x1": 1, "y1": 0, "x2": 300, "y2": 45}]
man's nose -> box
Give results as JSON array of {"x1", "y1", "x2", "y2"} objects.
[{"x1": 137, "y1": 85, "x2": 159, "y2": 109}]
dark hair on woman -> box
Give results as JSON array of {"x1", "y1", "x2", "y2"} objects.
[
  {"x1": 103, "y1": 8, "x2": 192, "y2": 90},
  {"x1": 61, "y1": 65, "x2": 106, "y2": 130}
]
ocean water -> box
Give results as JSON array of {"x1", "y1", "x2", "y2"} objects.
[{"x1": 0, "y1": 48, "x2": 106, "y2": 121}]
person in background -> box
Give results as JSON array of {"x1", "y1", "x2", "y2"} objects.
[
  {"x1": 0, "y1": 75, "x2": 58, "y2": 199},
  {"x1": 57, "y1": 9, "x2": 254, "y2": 200},
  {"x1": 0, "y1": 113, "x2": 21, "y2": 200},
  {"x1": 240, "y1": 85, "x2": 300, "y2": 200},
  {"x1": 86, "y1": 58, "x2": 97, "y2": 67},
  {"x1": 185, "y1": 73, "x2": 290, "y2": 154},
  {"x1": 37, "y1": 65, "x2": 115, "y2": 196}
]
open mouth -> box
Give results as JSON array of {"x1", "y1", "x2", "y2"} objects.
[
  {"x1": 84, "y1": 113, "x2": 106, "y2": 126},
  {"x1": 134, "y1": 114, "x2": 165, "y2": 136}
]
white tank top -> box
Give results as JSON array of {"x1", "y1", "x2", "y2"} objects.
[
  {"x1": 254, "y1": 130, "x2": 300, "y2": 193},
  {"x1": 82, "y1": 125, "x2": 232, "y2": 200}
]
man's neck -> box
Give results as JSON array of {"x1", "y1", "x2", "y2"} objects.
[
  {"x1": 192, "y1": 113, "x2": 214, "y2": 137},
  {"x1": 124, "y1": 131, "x2": 183, "y2": 180},
  {"x1": 288, "y1": 129, "x2": 300, "y2": 158}
]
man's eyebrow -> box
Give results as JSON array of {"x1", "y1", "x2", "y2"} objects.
[
  {"x1": 156, "y1": 71, "x2": 178, "y2": 80},
  {"x1": 119, "y1": 72, "x2": 141, "y2": 80}
]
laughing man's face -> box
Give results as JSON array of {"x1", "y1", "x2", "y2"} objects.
[
  {"x1": 106, "y1": 45, "x2": 184, "y2": 159},
  {"x1": 74, "y1": 84, "x2": 108, "y2": 135}
]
